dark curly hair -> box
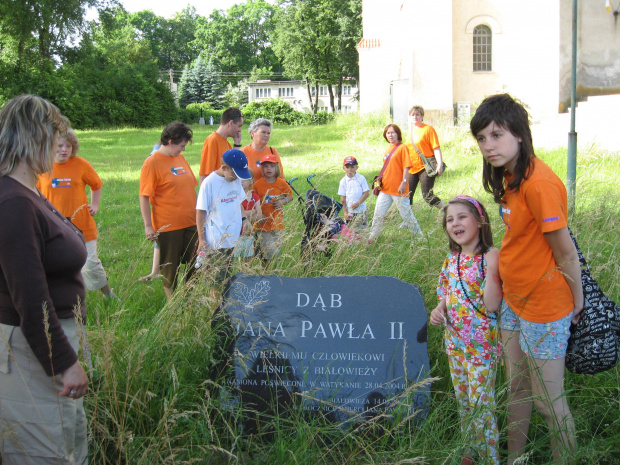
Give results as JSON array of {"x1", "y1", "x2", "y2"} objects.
[{"x1": 161, "y1": 122, "x2": 193, "y2": 146}]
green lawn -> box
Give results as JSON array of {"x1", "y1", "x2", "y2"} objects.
[{"x1": 79, "y1": 113, "x2": 619, "y2": 464}]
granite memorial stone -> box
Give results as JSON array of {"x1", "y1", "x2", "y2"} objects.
[{"x1": 221, "y1": 274, "x2": 431, "y2": 427}]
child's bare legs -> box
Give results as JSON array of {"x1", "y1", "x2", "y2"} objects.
[
  {"x1": 163, "y1": 285, "x2": 172, "y2": 299},
  {"x1": 502, "y1": 328, "x2": 576, "y2": 465},
  {"x1": 83, "y1": 239, "x2": 118, "y2": 300},
  {"x1": 256, "y1": 230, "x2": 282, "y2": 269},
  {"x1": 139, "y1": 244, "x2": 161, "y2": 281},
  {"x1": 99, "y1": 280, "x2": 120, "y2": 300},
  {"x1": 501, "y1": 329, "x2": 533, "y2": 465},
  {"x1": 100, "y1": 282, "x2": 112, "y2": 296},
  {"x1": 530, "y1": 357, "x2": 576, "y2": 464}
]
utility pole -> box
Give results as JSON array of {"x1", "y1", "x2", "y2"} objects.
[{"x1": 567, "y1": 0, "x2": 578, "y2": 215}]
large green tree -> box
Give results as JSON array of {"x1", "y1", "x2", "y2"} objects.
[
  {"x1": 273, "y1": 0, "x2": 361, "y2": 113},
  {"x1": 178, "y1": 56, "x2": 224, "y2": 109},
  {"x1": 48, "y1": 6, "x2": 176, "y2": 128},
  {"x1": 0, "y1": 0, "x2": 104, "y2": 66},
  {"x1": 127, "y1": 7, "x2": 199, "y2": 71},
  {"x1": 193, "y1": 0, "x2": 282, "y2": 81},
  {"x1": 0, "y1": 0, "x2": 116, "y2": 96}
]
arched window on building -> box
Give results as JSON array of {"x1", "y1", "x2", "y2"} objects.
[{"x1": 473, "y1": 25, "x2": 492, "y2": 71}]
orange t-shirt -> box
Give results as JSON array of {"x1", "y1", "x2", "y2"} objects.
[
  {"x1": 37, "y1": 157, "x2": 103, "y2": 242},
  {"x1": 380, "y1": 143, "x2": 412, "y2": 196},
  {"x1": 405, "y1": 143, "x2": 425, "y2": 175},
  {"x1": 408, "y1": 123, "x2": 440, "y2": 175},
  {"x1": 139, "y1": 152, "x2": 198, "y2": 232},
  {"x1": 241, "y1": 145, "x2": 285, "y2": 181},
  {"x1": 199, "y1": 131, "x2": 231, "y2": 177},
  {"x1": 499, "y1": 158, "x2": 573, "y2": 322},
  {"x1": 253, "y1": 177, "x2": 292, "y2": 231}
]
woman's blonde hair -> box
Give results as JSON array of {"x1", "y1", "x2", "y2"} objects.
[
  {"x1": 60, "y1": 127, "x2": 80, "y2": 158},
  {"x1": 0, "y1": 95, "x2": 67, "y2": 176}
]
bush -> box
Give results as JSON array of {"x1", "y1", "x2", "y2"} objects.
[
  {"x1": 0, "y1": 55, "x2": 178, "y2": 129},
  {"x1": 242, "y1": 98, "x2": 300, "y2": 124},
  {"x1": 241, "y1": 98, "x2": 335, "y2": 126},
  {"x1": 293, "y1": 110, "x2": 335, "y2": 126}
]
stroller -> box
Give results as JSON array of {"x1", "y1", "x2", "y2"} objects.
[{"x1": 288, "y1": 175, "x2": 346, "y2": 257}]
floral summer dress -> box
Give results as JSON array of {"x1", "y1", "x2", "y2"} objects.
[{"x1": 436, "y1": 249, "x2": 501, "y2": 365}]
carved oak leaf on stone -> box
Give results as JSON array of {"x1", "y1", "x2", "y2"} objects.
[{"x1": 232, "y1": 280, "x2": 271, "y2": 311}]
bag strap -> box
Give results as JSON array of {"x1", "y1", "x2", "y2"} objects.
[
  {"x1": 379, "y1": 142, "x2": 401, "y2": 177},
  {"x1": 411, "y1": 141, "x2": 425, "y2": 162}
]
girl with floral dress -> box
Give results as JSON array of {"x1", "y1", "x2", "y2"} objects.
[{"x1": 430, "y1": 195, "x2": 504, "y2": 465}]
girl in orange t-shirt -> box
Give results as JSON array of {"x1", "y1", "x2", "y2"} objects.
[
  {"x1": 252, "y1": 153, "x2": 292, "y2": 265},
  {"x1": 470, "y1": 93, "x2": 583, "y2": 465},
  {"x1": 37, "y1": 128, "x2": 118, "y2": 300}
]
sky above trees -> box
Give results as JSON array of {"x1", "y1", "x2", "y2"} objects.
[{"x1": 116, "y1": 0, "x2": 275, "y2": 19}]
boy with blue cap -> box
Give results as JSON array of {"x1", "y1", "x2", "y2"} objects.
[{"x1": 196, "y1": 149, "x2": 252, "y2": 285}]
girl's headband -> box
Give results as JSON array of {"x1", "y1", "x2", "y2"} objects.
[{"x1": 453, "y1": 195, "x2": 484, "y2": 218}]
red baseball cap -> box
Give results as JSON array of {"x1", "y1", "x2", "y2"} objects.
[
  {"x1": 343, "y1": 156, "x2": 358, "y2": 165},
  {"x1": 260, "y1": 154, "x2": 280, "y2": 164}
]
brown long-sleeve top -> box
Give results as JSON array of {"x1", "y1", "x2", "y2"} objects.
[{"x1": 0, "y1": 176, "x2": 87, "y2": 376}]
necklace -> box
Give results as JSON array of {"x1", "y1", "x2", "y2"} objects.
[{"x1": 456, "y1": 252, "x2": 488, "y2": 318}]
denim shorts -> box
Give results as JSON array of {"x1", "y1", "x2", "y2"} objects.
[{"x1": 499, "y1": 305, "x2": 572, "y2": 360}]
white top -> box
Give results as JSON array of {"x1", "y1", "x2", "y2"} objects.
[
  {"x1": 337, "y1": 173, "x2": 369, "y2": 214},
  {"x1": 196, "y1": 172, "x2": 245, "y2": 249}
]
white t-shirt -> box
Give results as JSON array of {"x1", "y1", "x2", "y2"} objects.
[
  {"x1": 196, "y1": 172, "x2": 245, "y2": 249},
  {"x1": 338, "y1": 173, "x2": 369, "y2": 214}
]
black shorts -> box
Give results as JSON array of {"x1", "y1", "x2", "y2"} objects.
[{"x1": 157, "y1": 226, "x2": 198, "y2": 289}]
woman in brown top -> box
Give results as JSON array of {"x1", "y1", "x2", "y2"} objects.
[{"x1": 0, "y1": 95, "x2": 89, "y2": 464}]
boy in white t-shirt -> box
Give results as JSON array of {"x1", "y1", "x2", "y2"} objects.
[
  {"x1": 338, "y1": 156, "x2": 370, "y2": 230},
  {"x1": 196, "y1": 149, "x2": 252, "y2": 286}
]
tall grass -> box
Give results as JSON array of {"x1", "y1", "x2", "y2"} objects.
[{"x1": 78, "y1": 114, "x2": 619, "y2": 464}]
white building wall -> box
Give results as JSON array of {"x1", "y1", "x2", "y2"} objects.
[
  {"x1": 247, "y1": 81, "x2": 358, "y2": 113},
  {"x1": 453, "y1": 0, "x2": 561, "y2": 119},
  {"x1": 358, "y1": 0, "x2": 453, "y2": 119},
  {"x1": 405, "y1": 0, "x2": 453, "y2": 115},
  {"x1": 359, "y1": 0, "x2": 620, "y2": 121}
]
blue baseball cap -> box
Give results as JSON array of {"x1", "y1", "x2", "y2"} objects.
[{"x1": 222, "y1": 149, "x2": 251, "y2": 180}]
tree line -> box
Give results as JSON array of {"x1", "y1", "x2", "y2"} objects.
[{"x1": 0, "y1": 0, "x2": 361, "y2": 129}]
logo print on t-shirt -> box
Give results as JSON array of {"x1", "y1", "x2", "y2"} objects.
[
  {"x1": 51, "y1": 178, "x2": 71, "y2": 188},
  {"x1": 499, "y1": 205, "x2": 511, "y2": 229},
  {"x1": 265, "y1": 194, "x2": 283, "y2": 204},
  {"x1": 171, "y1": 167, "x2": 186, "y2": 175},
  {"x1": 220, "y1": 188, "x2": 240, "y2": 204}
]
